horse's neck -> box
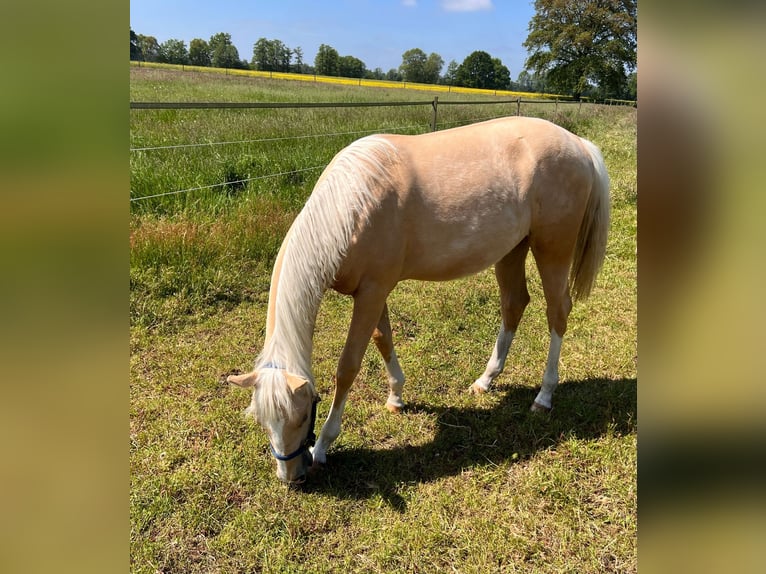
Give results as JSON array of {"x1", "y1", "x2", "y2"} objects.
[
  {"x1": 260, "y1": 228, "x2": 331, "y2": 379},
  {"x1": 259, "y1": 137, "x2": 391, "y2": 375}
]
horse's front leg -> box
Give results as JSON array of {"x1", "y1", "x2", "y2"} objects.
[{"x1": 311, "y1": 286, "x2": 388, "y2": 466}]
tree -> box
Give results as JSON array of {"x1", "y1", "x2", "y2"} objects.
[
  {"x1": 292, "y1": 47, "x2": 304, "y2": 73},
  {"x1": 399, "y1": 48, "x2": 425, "y2": 82},
  {"x1": 315, "y1": 44, "x2": 339, "y2": 76},
  {"x1": 136, "y1": 35, "x2": 159, "y2": 62},
  {"x1": 626, "y1": 71, "x2": 637, "y2": 100},
  {"x1": 189, "y1": 38, "x2": 211, "y2": 67},
  {"x1": 385, "y1": 68, "x2": 402, "y2": 82},
  {"x1": 252, "y1": 38, "x2": 291, "y2": 72},
  {"x1": 456, "y1": 51, "x2": 497, "y2": 89},
  {"x1": 424, "y1": 53, "x2": 445, "y2": 84},
  {"x1": 369, "y1": 68, "x2": 385, "y2": 80},
  {"x1": 443, "y1": 60, "x2": 459, "y2": 85},
  {"x1": 338, "y1": 55, "x2": 367, "y2": 78},
  {"x1": 209, "y1": 32, "x2": 242, "y2": 69},
  {"x1": 157, "y1": 39, "x2": 189, "y2": 65},
  {"x1": 130, "y1": 29, "x2": 141, "y2": 60},
  {"x1": 520, "y1": 70, "x2": 549, "y2": 93},
  {"x1": 492, "y1": 57, "x2": 511, "y2": 90},
  {"x1": 523, "y1": 0, "x2": 636, "y2": 99},
  {"x1": 399, "y1": 49, "x2": 443, "y2": 84}
]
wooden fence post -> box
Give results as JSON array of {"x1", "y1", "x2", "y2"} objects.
[
  {"x1": 431, "y1": 96, "x2": 439, "y2": 131},
  {"x1": 517, "y1": 97, "x2": 521, "y2": 116}
]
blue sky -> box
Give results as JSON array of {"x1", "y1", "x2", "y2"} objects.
[{"x1": 130, "y1": 0, "x2": 536, "y2": 78}]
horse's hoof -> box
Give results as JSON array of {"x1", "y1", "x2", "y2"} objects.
[
  {"x1": 385, "y1": 401, "x2": 404, "y2": 414},
  {"x1": 530, "y1": 401, "x2": 551, "y2": 413},
  {"x1": 469, "y1": 382, "x2": 488, "y2": 395}
]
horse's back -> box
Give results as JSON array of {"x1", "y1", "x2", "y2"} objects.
[
  {"x1": 387, "y1": 118, "x2": 593, "y2": 280},
  {"x1": 333, "y1": 117, "x2": 598, "y2": 289}
]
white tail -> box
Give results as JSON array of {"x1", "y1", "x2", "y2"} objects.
[{"x1": 569, "y1": 138, "x2": 611, "y2": 300}]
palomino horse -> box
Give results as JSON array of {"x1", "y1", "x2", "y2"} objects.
[{"x1": 228, "y1": 116, "x2": 610, "y2": 485}]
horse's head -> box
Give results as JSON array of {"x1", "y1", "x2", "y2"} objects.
[{"x1": 227, "y1": 369, "x2": 319, "y2": 487}]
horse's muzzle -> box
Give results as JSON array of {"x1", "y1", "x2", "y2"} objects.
[{"x1": 282, "y1": 450, "x2": 313, "y2": 489}]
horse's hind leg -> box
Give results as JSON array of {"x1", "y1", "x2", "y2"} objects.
[
  {"x1": 372, "y1": 303, "x2": 406, "y2": 413},
  {"x1": 471, "y1": 238, "x2": 530, "y2": 394},
  {"x1": 530, "y1": 242, "x2": 573, "y2": 412}
]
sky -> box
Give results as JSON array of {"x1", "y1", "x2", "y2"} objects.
[{"x1": 130, "y1": 0, "x2": 536, "y2": 78}]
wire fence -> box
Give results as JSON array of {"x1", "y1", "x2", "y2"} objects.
[
  {"x1": 130, "y1": 96, "x2": 629, "y2": 203},
  {"x1": 129, "y1": 125, "x2": 424, "y2": 153}
]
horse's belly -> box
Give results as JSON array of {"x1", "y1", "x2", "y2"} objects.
[{"x1": 401, "y1": 226, "x2": 524, "y2": 282}]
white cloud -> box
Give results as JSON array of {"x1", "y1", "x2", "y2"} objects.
[
  {"x1": 401, "y1": 0, "x2": 417, "y2": 7},
  {"x1": 441, "y1": 0, "x2": 494, "y2": 12}
]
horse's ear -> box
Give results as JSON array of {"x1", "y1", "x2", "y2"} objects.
[
  {"x1": 285, "y1": 373, "x2": 309, "y2": 393},
  {"x1": 227, "y1": 370, "x2": 259, "y2": 388}
]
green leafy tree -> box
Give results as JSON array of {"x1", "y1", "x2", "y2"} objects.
[
  {"x1": 626, "y1": 71, "x2": 636, "y2": 100},
  {"x1": 492, "y1": 57, "x2": 511, "y2": 89},
  {"x1": 523, "y1": 0, "x2": 636, "y2": 99},
  {"x1": 517, "y1": 70, "x2": 549, "y2": 93},
  {"x1": 399, "y1": 49, "x2": 443, "y2": 84},
  {"x1": 130, "y1": 29, "x2": 141, "y2": 60},
  {"x1": 189, "y1": 38, "x2": 211, "y2": 66},
  {"x1": 516, "y1": 70, "x2": 532, "y2": 91},
  {"x1": 157, "y1": 39, "x2": 189, "y2": 65},
  {"x1": 136, "y1": 34, "x2": 159, "y2": 62},
  {"x1": 292, "y1": 47, "x2": 305, "y2": 73},
  {"x1": 385, "y1": 68, "x2": 402, "y2": 81},
  {"x1": 456, "y1": 51, "x2": 498, "y2": 89},
  {"x1": 315, "y1": 44, "x2": 339, "y2": 76},
  {"x1": 443, "y1": 60, "x2": 459, "y2": 85},
  {"x1": 209, "y1": 32, "x2": 242, "y2": 69},
  {"x1": 338, "y1": 55, "x2": 367, "y2": 78},
  {"x1": 399, "y1": 48, "x2": 426, "y2": 82},
  {"x1": 252, "y1": 38, "x2": 292, "y2": 72},
  {"x1": 424, "y1": 53, "x2": 445, "y2": 84},
  {"x1": 369, "y1": 67, "x2": 385, "y2": 80}
]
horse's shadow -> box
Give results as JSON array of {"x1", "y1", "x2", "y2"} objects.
[{"x1": 304, "y1": 377, "x2": 636, "y2": 511}]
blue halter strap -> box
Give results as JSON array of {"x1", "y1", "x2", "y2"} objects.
[{"x1": 269, "y1": 394, "x2": 319, "y2": 462}]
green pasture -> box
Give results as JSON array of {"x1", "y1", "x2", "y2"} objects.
[{"x1": 130, "y1": 67, "x2": 636, "y2": 573}]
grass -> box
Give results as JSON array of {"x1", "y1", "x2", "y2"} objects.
[
  {"x1": 130, "y1": 67, "x2": 636, "y2": 573},
  {"x1": 130, "y1": 60, "x2": 572, "y2": 101}
]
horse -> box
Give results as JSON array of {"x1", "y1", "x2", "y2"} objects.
[{"x1": 227, "y1": 116, "x2": 610, "y2": 486}]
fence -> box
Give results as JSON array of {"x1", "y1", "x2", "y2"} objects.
[
  {"x1": 130, "y1": 97, "x2": 628, "y2": 203},
  {"x1": 130, "y1": 96, "x2": 585, "y2": 138}
]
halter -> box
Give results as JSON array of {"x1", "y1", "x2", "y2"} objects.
[{"x1": 269, "y1": 394, "x2": 320, "y2": 462}]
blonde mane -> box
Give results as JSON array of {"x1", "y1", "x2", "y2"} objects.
[{"x1": 250, "y1": 135, "x2": 398, "y2": 423}]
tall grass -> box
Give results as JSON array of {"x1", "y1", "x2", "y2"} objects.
[{"x1": 130, "y1": 67, "x2": 636, "y2": 573}]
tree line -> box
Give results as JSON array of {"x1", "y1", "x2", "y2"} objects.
[
  {"x1": 130, "y1": 30, "x2": 534, "y2": 92},
  {"x1": 130, "y1": 1, "x2": 636, "y2": 100}
]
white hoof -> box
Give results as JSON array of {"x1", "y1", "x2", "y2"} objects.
[
  {"x1": 470, "y1": 381, "x2": 490, "y2": 395},
  {"x1": 309, "y1": 445, "x2": 327, "y2": 466}
]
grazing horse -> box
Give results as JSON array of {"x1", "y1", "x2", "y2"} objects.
[{"x1": 228, "y1": 116, "x2": 610, "y2": 485}]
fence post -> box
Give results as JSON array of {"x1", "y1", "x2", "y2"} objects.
[
  {"x1": 431, "y1": 96, "x2": 439, "y2": 131},
  {"x1": 517, "y1": 96, "x2": 521, "y2": 116},
  {"x1": 555, "y1": 98, "x2": 559, "y2": 112}
]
